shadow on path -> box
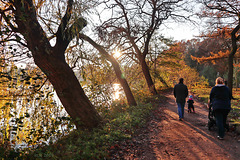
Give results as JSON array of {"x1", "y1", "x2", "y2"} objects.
[
  {"x1": 146, "y1": 92, "x2": 240, "y2": 160},
  {"x1": 111, "y1": 91, "x2": 240, "y2": 160}
]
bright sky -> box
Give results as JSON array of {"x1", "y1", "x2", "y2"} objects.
[
  {"x1": 94, "y1": 1, "x2": 202, "y2": 42},
  {"x1": 161, "y1": 23, "x2": 201, "y2": 41},
  {"x1": 160, "y1": 2, "x2": 203, "y2": 41}
]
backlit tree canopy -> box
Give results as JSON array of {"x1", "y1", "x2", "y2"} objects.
[{"x1": 96, "y1": 0, "x2": 194, "y2": 95}]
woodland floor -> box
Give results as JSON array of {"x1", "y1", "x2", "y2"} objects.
[{"x1": 109, "y1": 89, "x2": 240, "y2": 160}]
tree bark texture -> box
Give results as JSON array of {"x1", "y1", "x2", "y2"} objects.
[
  {"x1": 140, "y1": 58, "x2": 158, "y2": 95},
  {"x1": 34, "y1": 53, "x2": 102, "y2": 129}
]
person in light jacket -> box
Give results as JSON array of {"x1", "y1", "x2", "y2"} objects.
[
  {"x1": 210, "y1": 77, "x2": 232, "y2": 140},
  {"x1": 174, "y1": 78, "x2": 188, "y2": 121}
]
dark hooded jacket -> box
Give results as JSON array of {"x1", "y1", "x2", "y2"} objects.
[
  {"x1": 210, "y1": 84, "x2": 232, "y2": 111},
  {"x1": 174, "y1": 82, "x2": 188, "y2": 103}
]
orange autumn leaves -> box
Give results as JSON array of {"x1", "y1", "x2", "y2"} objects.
[{"x1": 191, "y1": 27, "x2": 240, "y2": 64}]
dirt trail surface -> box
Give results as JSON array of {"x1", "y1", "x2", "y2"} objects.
[{"x1": 109, "y1": 90, "x2": 240, "y2": 160}]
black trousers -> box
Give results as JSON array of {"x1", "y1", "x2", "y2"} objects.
[{"x1": 214, "y1": 109, "x2": 230, "y2": 138}]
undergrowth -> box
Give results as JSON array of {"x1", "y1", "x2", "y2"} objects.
[{"x1": 1, "y1": 95, "x2": 164, "y2": 160}]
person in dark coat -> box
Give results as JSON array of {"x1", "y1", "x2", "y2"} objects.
[
  {"x1": 174, "y1": 78, "x2": 188, "y2": 121},
  {"x1": 210, "y1": 77, "x2": 232, "y2": 140}
]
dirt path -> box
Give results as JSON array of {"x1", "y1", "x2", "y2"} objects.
[{"x1": 110, "y1": 91, "x2": 240, "y2": 160}]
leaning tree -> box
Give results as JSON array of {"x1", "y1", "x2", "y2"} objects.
[
  {"x1": 0, "y1": 0, "x2": 102, "y2": 129},
  {"x1": 78, "y1": 34, "x2": 137, "y2": 106}
]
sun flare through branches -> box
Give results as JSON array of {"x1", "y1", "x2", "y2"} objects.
[{"x1": 113, "y1": 49, "x2": 121, "y2": 59}]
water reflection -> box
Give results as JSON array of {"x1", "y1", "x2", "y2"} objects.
[{"x1": 113, "y1": 83, "x2": 120, "y2": 100}]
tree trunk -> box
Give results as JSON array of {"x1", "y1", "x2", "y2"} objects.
[
  {"x1": 228, "y1": 53, "x2": 234, "y2": 92},
  {"x1": 131, "y1": 38, "x2": 158, "y2": 95},
  {"x1": 140, "y1": 58, "x2": 158, "y2": 95},
  {"x1": 33, "y1": 53, "x2": 103, "y2": 129},
  {"x1": 110, "y1": 57, "x2": 137, "y2": 106},
  {"x1": 13, "y1": 0, "x2": 102, "y2": 130},
  {"x1": 228, "y1": 24, "x2": 240, "y2": 92}
]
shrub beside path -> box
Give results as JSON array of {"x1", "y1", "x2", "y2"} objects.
[{"x1": 109, "y1": 90, "x2": 240, "y2": 160}]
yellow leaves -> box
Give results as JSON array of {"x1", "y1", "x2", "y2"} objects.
[
  {"x1": 17, "y1": 131, "x2": 25, "y2": 143},
  {"x1": 0, "y1": 59, "x2": 72, "y2": 148}
]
